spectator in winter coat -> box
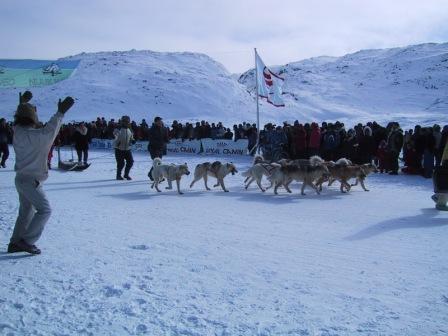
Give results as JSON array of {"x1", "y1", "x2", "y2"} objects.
[
  {"x1": 341, "y1": 129, "x2": 358, "y2": 162},
  {"x1": 291, "y1": 123, "x2": 307, "y2": 159},
  {"x1": 193, "y1": 122, "x2": 201, "y2": 140},
  {"x1": 148, "y1": 116, "x2": 169, "y2": 159},
  {"x1": 432, "y1": 139, "x2": 448, "y2": 210},
  {"x1": 224, "y1": 128, "x2": 234, "y2": 140},
  {"x1": 357, "y1": 126, "x2": 376, "y2": 164},
  {"x1": 322, "y1": 126, "x2": 339, "y2": 161},
  {"x1": 377, "y1": 140, "x2": 388, "y2": 173},
  {"x1": 8, "y1": 96, "x2": 75, "y2": 255},
  {"x1": 147, "y1": 116, "x2": 169, "y2": 180},
  {"x1": 402, "y1": 130, "x2": 413, "y2": 164},
  {"x1": 183, "y1": 123, "x2": 194, "y2": 140},
  {"x1": 72, "y1": 122, "x2": 90, "y2": 164},
  {"x1": 401, "y1": 141, "x2": 421, "y2": 175},
  {"x1": 412, "y1": 125, "x2": 425, "y2": 170},
  {"x1": 272, "y1": 126, "x2": 288, "y2": 147},
  {"x1": 422, "y1": 127, "x2": 436, "y2": 178},
  {"x1": 308, "y1": 122, "x2": 321, "y2": 157},
  {"x1": 387, "y1": 123, "x2": 404, "y2": 175},
  {"x1": 433, "y1": 124, "x2": 443, "y2": 166},
  {"x1": 47, "y1": 133, "x2": 62, "y2": 170},
  {"x1": 0, "y1": 118, "x2": 10, "y2": 168},
  {"x1": 439, "y1": 126, "x2": 448, "y2": 163},
  {"x1": 114, "y1": 116, "x2": 135, "y2": 180}
]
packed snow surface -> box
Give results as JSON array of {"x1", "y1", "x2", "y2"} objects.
[{"x1": 1, "y1": 148, "x2": 448, "y2": 335}]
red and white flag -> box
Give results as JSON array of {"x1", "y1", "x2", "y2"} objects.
[{"x1": 255, "y1": 51, "x2": 285, "y2": 107}]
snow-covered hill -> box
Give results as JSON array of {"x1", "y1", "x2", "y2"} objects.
[
  {"x1": 0, "y1": 50, "x2": 254, "y2": 124},
  {"x1": 0, "y1": 43, "x2": 447, "y2": 127},
  {"x1": 240, "y1": 43, "x2": 448, "y2": 126}
]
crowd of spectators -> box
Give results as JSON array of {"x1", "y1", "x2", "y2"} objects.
[
  {"x1": 258, "y1": 120, "x2": 447, "y2": 178},
  {"x1": 0, "y1": 116, "x2": 446, "y2": 178},
  {"x1": 53, "y1": 117, "x2": 256, "y2": 143}
]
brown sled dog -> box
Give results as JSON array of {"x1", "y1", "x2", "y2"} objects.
[
  {"x1": 268, "y1": 156, "x2": 330, "y2": 195},
  {"x1": 350, "y1": 163, "x2": 378, "y2": 191},
  {"x1": 316, "y1": 158, "x2": 367, "y2": 193}
]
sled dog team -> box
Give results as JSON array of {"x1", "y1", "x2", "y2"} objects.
[{"x1": 149, "y1": 155, "x2": 377, "y2": 195}]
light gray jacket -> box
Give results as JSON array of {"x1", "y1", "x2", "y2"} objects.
[
  {"x1": 113, "y1": 128, "x2": 134, "y2": 151},
  {"x1": 13, "y1": 112, "x2": 64, "y2": 181}
]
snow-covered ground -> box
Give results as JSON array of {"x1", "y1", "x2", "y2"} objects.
[{"x1": 1, "y1": 148, "x2": 448, "y2": 335}]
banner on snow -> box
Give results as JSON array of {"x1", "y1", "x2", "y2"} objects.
[
  {"x1": 167, "y1": 139, "x2": 202, "y2": 154},
  {"x1": 90, "y1": 138, "x2": 249, "y2": 156},
  {"x1": 201, "y1": 138, "x2": 248, "y2": 156},
  {"x1": 0, "y1": 59, "x2": 80, "y2": 88},
  {"x1": 90, "y1": 138, "x2": 114, "y2": 150},
  {"x1": 90, "y1": 139, "x2": 202, "y2": 154}
]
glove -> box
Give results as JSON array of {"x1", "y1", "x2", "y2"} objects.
[
  {"x1": 19, "y1": 91, "x2": 33, "y2": 103},
  {"x1": 57, "y1": 97, "x2": 75, "y2": 114}
]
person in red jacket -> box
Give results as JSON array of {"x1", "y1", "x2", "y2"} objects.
[
  {"x1": 308, "y1": 122, "x2": 321, "y2": 157},
  {"x1": 401, "y1": 141, "x2": 421, "y2": 175},
  {"x1": 291, "y1": 123, "x2": 307, "y2": 159}
]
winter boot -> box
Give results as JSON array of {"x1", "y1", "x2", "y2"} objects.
[
  {"x1": 434, "y1": 193, "x2": 448, "y2": 211},
  {"x1": 436, "y1": 203, "x2": 448, "y2": 211},
  {"x1": 8, "y1": 240, "x2": 41, "y2": 255}
]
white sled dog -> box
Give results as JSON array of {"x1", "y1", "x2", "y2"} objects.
[
  {"x1": 190, "y1": 161, "x2": 238, "y2": 192},
  {"x1": 242, "y1": 162, "x2": 282, "y2": 192},
  {"x1": 268, "y1": 156, "x2": 330, "y2": 195},
  {"x1": 150, "y1": 158, "x2": 190, "y2": 194},
  {"x1": 243, "y1": 155, "x2": 266, "y2": 184}
]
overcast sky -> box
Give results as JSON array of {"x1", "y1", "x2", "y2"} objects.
[{"x1": 1, "y1": 0, "x2": 448, "y2": 73}]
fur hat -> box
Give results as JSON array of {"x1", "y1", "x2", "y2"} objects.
[
  {"x1": 15, "y1": 103, "x2": 38, "y2": 124},
  {"x1": 364, "y1": 126, "x2": 372, "y2": 136},
  {"x1": 121, "y1": 115, "x2": 131, "y2": 127}
]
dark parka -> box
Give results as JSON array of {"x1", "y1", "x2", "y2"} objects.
[
  {"x1": 72, "y1": 126, "x2": 90, "y2": 151},
  {"x1": 148, "y1": 123, "x2": 169, "y2": 159}
]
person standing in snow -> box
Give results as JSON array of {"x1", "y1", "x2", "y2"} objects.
[
  {"x1": 0, "y1": 118, "x2": 11, "y2": 168},
  {"x1": 432, "y1": 138, "x2": 448, "y2": 211},
  {"x1": 386, "y1": 123, "x2": 404, "y2": 175},
  {"x1": 114, "y1": 115, "x2": 135, "y2": 180},
  {"x1": 72, "y1": 122, "x2": 90, "y2": 164},
  {"x1": 8, "y1": 96, "x2": 75, "y2": 255},
  {"x1": 147, "y1": 116, "x2": 169, "y2": 180}
]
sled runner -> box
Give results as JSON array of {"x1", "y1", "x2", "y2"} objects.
[{"x1": 56, "y1": 146, "x2": 91, "y2": 171}]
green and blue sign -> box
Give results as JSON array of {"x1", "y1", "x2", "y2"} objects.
[{"x1": 0, "y1": 59, "x2": 80, "y2": 88}]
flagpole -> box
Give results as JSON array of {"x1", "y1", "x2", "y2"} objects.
[{"x1": 254, "y1": 48, "x2": 260, "y2": 154}]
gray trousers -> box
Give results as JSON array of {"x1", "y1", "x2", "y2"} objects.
[{"x1": 10, "y1": 176, "x2": 52, "y2": 245}]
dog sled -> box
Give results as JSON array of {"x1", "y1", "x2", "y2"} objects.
[{"x1": 56, "y1": 146, "x2": 91, "y2": 171}]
